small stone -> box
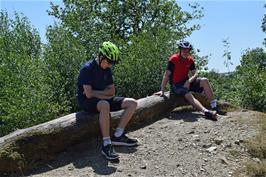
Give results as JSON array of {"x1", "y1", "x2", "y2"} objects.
[
  {"x1": 188, "y1": 130, "x2": 195, "y2": 134},
  {"x1": 252, "y1": 158, "x2": 261, "y2": 163},
  {"x1": 220, "y1": 156, "x2": 228, "y2": 164},
  {"x1": 226, "y1": 143, "x2": 232, "y2": 148},
  {"x1": 204, "y1": 129, "x2": 210, "y2": 133},
  {"x1": 117, "y1": 169, "x2": 123, "y2": 172},
  {"x1": 203, "y1": 143, "x2": 212, "y2": 148},
  {"x1": 193, "y1": 135, "x2": 200, "y2": 142},
  {"x1": 178, "y1": 147, "x2": 184, "y2": 150},
  {"x1": 68, "y1": 166, "x2": 74, "y2": 171},
  {"x1": 140, "y1": 165, "x2": 147, "y2": 169},
  {"x1": 194, "y1": 138, "x2": 200, "y2": 142},
  {"x1": 206, "y1": 146, "x2": 217, "y2": 152},
  {"x1": 178, "y1": 138, "x2": 183, "y2": 141},
  {"x1": 214, "y1": 138, "x2": 223, "y2": 145},
  {"x1": 235, "y1": 140, "x2": 240, "y2": 145},
  {"x1": 193, "y1": 172, "x2": 198, "y2": 177},
  {"x1": 200, "y1": 168, "x2": 206, "y2": 172},
  {"x1": 239, "y1": 139, "x2": 244, "y2": 143}
]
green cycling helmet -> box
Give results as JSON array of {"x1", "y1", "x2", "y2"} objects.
[{"x1": 99, "y1": 41, "x2": 120, "y2": 63}]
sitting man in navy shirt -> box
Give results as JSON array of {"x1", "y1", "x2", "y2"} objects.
[{"x1": 77, "y1": 41, "x2": 138, "y2": 160}]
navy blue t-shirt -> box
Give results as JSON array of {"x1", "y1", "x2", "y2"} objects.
[{"x1": 77, "y1": 59, "x2": 113, "y2": 104}]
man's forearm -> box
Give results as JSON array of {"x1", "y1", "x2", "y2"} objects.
[
  {"x1": 103, "y1": 87, "x2": 115, "y2": 96},
  {"x1": 91, "y1": 91, "x2": 111, "y2": 99},
  {"x1": 161, "y1": 74, "x2": 169, "y2": 92},
  {"x1": 91, "y1": 88, "x2": 114, "y2": 99},
  {"x1": 189, "y1": 71, "x2": 198, "y2": 83}
]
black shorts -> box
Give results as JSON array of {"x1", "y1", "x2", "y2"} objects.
[
  {"x1": 172, "y1": 78, "x2": 204, "y2": 96},
  {"x1": 79, "y1": 96, "x2": 125, "y2": 113}
]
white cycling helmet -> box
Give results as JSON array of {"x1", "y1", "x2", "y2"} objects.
[{"x1": 178, "y1": 41, "x2": 193, "y2": 50}]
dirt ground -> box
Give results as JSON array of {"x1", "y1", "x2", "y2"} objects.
[{"x1": 19, "y1": 108, "x2": 259, "y2": 177}]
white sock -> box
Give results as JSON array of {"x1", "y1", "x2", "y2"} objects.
[
  {"x1": 210, "y1": 99, "x2": 217, "y2": 109},
  {"x1": 201, "y1": 108, "x2": 208, "y2": 113},
  {"x1": 114, "y1": 128, "x2": 124, "y2": 138},
  {"x1": 103, "y1": 137, "x2": 111, "y2": 147}
]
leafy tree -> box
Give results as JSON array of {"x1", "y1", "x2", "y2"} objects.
[
  {"x1": 262, "y1": 4, "x2": 266, "y2": 46},
  {"x1": 43, "y1": 25, "x2": 87, "y2": 112},
  {"x1": 114, "y1": 29, "x2": 171, "y2": 98},
  {"x1": 234, "y1": 48, "x2": 266, "y2": 112},
  {"x1": 0, "y1": 11, "x2": 61, "y2": 136},
  {"x1": 0, "y1": 11, "x2": 41, "y2": 58},
  {"x1": 48, "y1": 0, "x2": 203, "y2": 48}
]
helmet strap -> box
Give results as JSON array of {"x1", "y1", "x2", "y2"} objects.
[
  {"x1": 179, "y1": 49, "x2": 187, "y2": 61},
  {"x1": 97, "y1": 55, "x2": 104, "y2": 69}
]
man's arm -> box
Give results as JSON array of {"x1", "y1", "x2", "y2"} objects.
[
  {"x1": 160, "y1": 70, "x2": 171, "y2": 95},
  {"x1": 99, "y1": 84, "x2": 115, "y2": 97},
  {"x1": 155, "y1": 60, "x2": 174, "y2": 96},
  {"x1": 189, "y1": 69, "x2": 198, "y2": 83},
  {"x1": 83, "y1": 84, "x2": 115, "y2": 99},
  {"x1": 154, "y1": 70, "x2": 171, "y2": 96},
  {"x1": 184, "y1": 69, "x2": 198, "y2": 89}
]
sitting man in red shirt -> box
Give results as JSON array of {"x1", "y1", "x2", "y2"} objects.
[{"x1": 155, "y1": 41, "x2": 226, "y2": 121}]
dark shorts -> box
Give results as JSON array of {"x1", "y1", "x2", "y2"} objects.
[
  {"x1": 172, "y1": 78, "x2": 204, "y2": 96},
  {"x1": 79, "y1": 96, "x2": 125, "y2": 113}
]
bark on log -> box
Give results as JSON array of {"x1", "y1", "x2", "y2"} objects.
[{"x1": 0, "y1": 92, "x2": 209, "y2": 173}]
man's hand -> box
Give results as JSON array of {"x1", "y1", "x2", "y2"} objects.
[{"x1": 153, "y1": 90, "x2": 165, "y2": 97}]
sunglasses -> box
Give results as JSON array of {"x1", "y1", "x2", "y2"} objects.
[{"x1": 106, "y1": 58, "x2": 118, "y2": 65}]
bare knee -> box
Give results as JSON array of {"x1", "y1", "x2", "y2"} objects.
[
  {"x1": 200, "y1": 77, "x2": 209, "y2": 87},
  {"x1": 97, "y1": 100, "x2": 110, "y2": 112},
  {"x1": 122, "y1": 98, "x2": 138, "y2": 109},
  {"x1": 184, "y1": 93, "x2": 193, "y2": 100}
]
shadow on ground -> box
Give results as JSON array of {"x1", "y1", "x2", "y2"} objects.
[
  {"x1": 167, "y1": 108, "x2": 203, "y2": 122},
  {"x1": 25, "y1": 137, "x2": 138, "y2": 176},
  {"x1": 10, "y1": 107, "x2": 201, "y2": 177}
]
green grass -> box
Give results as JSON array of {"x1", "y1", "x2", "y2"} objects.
[{"x1": 245, "y1": 112, "x2": 266, "y2": 177}]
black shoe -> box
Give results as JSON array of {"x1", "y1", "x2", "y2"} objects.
[
  {"x1": 112, "y1": 133, "x2": 138, "y2": 146},
  {"x1": 101, "y1": 144, "x2": 119, "y2": 160},
  {"x1": 212, "y1": 106, "x2": 227, "y2": 115},
  {"x1": 204, "y1": 110, "x2": 217, "y2": 121}
]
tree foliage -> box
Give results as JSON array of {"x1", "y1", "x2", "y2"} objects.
[
  {"x1": 43, "y1": 25, "x2": 87, "y2": 111},
  {"x1": 49, "y1": 0, "x2": 203, "y2": 47},
  {"x1": 205, "y1": 48, "x2": 266, "y2": 112},
  {"x1": 0, "y1": 11, "x2": 62, "y2": 136},
  {"x1": 262, "y1": 4, "x2": 266, "y2": 46},
  {"x1": 234, "y1": 48, "x2": 266, "y2": 112}
]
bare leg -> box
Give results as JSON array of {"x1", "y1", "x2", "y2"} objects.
[
  {"x1": 184, "y1": 93, "x2": 206, "y2": 112},
  {"x1": 117, "y1": 98, "x2": 137, "y2": 129},
  {"x1": 200, "y1": 78, "x2": 215, "y2": 102},
  {"x1": 97, "y1": 100, "x2": 110, "y2": 137}
]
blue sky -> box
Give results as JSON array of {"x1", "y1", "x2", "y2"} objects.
[{"x1": 1, "y1": 0, "x2": 265, "y2": 73}]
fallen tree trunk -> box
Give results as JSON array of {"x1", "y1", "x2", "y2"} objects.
[{"x1": 0, "y1": 92, "x2": 209, "y2": 173}]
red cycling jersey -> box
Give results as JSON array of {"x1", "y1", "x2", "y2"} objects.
[{"x1": 167, "y1": 53, "x2": 195, "y2": 85}]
